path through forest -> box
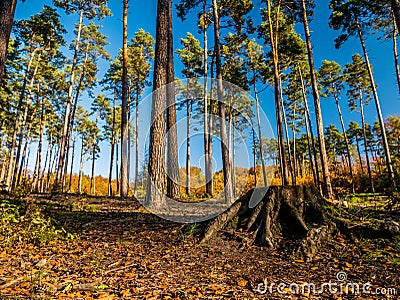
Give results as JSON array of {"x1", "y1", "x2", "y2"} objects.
[{"x1": 0, "y1": 195, "x2": 399, "y2": 299}]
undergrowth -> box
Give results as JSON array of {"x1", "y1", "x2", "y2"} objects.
[{"x1": 0, "y1": 198, "x2": 76, "y2": 248}]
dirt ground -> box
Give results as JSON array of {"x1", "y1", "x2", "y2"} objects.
[{"x1": 0, "y1": 195, "x2": 399, "y2": 299}]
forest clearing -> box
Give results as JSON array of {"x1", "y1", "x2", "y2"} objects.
[{"x1": 1, "y1": 0, "x2": 400, "y2": 299}]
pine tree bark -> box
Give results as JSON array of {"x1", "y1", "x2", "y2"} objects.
[
  {"x1": 166, "y1": 0, "x2": 181, "y2": 200},
  {"x1": 212, "y1": 0, "x2": 234, "y2": 204},
  {"x1": 186, "y1": 96, "x2": 192, "y2": 196},
  {"x1": 0, "y1": 0, "x2": 16, "y2": 79},
  {"x1": 203, "y1": 0, "x2": 213, "y2": 196},
  {"x1": 146, "y1": 0, "x2": 170, "y2": 208},
  {"x1": 301, "y1": 0, "x2": 332, "y2": 197},
  {"x1": 120, "y1": 0, "x2": 129, "y2": 197}
]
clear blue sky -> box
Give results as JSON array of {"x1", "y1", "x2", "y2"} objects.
[{"x1": 14, "y1": 1, "x2": 400, "y2": 179}]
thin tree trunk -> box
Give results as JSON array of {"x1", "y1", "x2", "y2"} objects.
[
  {"x1": 116, "y1": 141, "x2": 120, "y2": 195},
  {"x1": 298, "y1": 66, "x2": 322, "y2": 192},
  {"x1": 332, "y1": 89, "x2": 354, "y2": 192},
  {"x1": 186, "y1": 97, "x2": 191, "y2": 196},
  {"x1": 12, "y1": 57, "x2": 40, "y2": 190},
  {"x1": 33, "y1": 97, "x2": 45, "y2": 192},
  {"x1": 78, "y1": 139, "x2": 84, "y2": 194},
  {"x1": 6, "y1": 49, "x2": 37, "y2": 189},
  {"x1": 254, "y1": 84, "x2": 267, "y2": 186},
  {"x1": 267, "y1": 0, "x2": 289, "y2": 186},
  {"x1": 305, "y1": 115, "x2": 317, "y2": 185},
  {"x1": 203, "y1": 0, "x2": 212, "y2": 196},
  {"x1": 393, "y1": 15, "x2": 400, "y2": 94},
  {"x1": 355, "y1": 135, "x2": 364, "y2": 174},
  {"x1": 120, "y1": 0, "x2": 129, "y2": 197},
  {"x1": 166, "y1": 0, "x2": 180, "y2": 200},
  {"x1": 212, "y1": 0, "x2": 234, "y2": 204},
  {"x1": 64, "y1": 49, "x2": 88, "y2": 192},
  {"x1": 360, "y1": 92, "x2": 375, "y2": 193},
  {"x1": 207, "y1": 55, "x2": 215, "y2": 196},
  {"x1": 109, "y1": 88, "x2": 117, "y2": 196},
  {"x1": 292, "y1": 103, "x2": 297, "y2": 186},
  {"x1": 356, "y1": 21, "x2": 396, "y2": 189},
  {"x1": 68, "y1": 131, "x2": 77, "y2": 192},
  {"x1": 301, "y1": 0, "x2": 332, "y2": 197},
  {"x1": 134, "y1": 89, "x2": 139, "y2": 194},
  {"x1": 0, "y1": 0, "x2": 17, "y2": 79},
  {"x1": 281, "y1": 91, "x2": 294, "y2": 185},
  {"x1": 56, "y1": 10, "x2": 84, "y2": 186}
]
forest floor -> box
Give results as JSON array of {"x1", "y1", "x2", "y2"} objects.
[{"x1": 0, "y1": 193, "x2": 399, "y2": 299}]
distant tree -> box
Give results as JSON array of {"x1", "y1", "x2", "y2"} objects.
[
  {"x1": 345, "y1": 53, "x2": 375, "y2": 192},
  {"x1": 330, "y1": 0, "x2": 396, "y2": 189},
  {"x1": 319, "y1": 60, "x2": 354, "y2": 190}
]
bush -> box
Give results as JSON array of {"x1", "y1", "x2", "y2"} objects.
[{"x1": 0, "y1": 199, "x2": 74, "y2": 247}]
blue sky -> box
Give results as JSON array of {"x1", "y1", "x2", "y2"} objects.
[{"x1": 14, "y1": 1, "x2": 400, "y2": 180}]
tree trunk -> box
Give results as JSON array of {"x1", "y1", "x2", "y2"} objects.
[
  {"x1": 6, "y1": 49, "x2": 37, "y2": 190},
  {"x1": 332, "y1": 91, "x2": 354, "y2": 192},
  {"x1": 203, "y1": 0, "x2": 212, "y2": 196},
  {"x1": 301, "y1": 0, "x2": 332, "y2": 197},
  {"x1": 134, "y1": 89, "x2": 139, "y2": 194},
  {"x1": 109, "y1": 88, "x2": 117, "y2": 196},
  {"x1": 357, "y1": 22, "x2": 396, "y2": 189},
  {"x1": 120, "y1": 0, "x2": 129, "y2": 197},
  {"x1": 280, "y1": 91, "x2": 294, "y2": 185},
  {"x1": 146, "y1": 0, "x2": 170, "y2": 209},
  {"x1": 391, "y1": 0, "x2": 400, "y2": 35},
  {"x1": 78, "y1": 139, "x2": 85, "y2": 194},
  {"x1": 11, "y1": 57, "x2": 40, "y2": 191},
  {"x1": 56, "y1": 10, "x2": 84, "y2": 186},
  {"x1": 186, "y1": 97, "x2": 191, "y2": 196},
  {"x1": 0, "y1": 0, "x2": 16, "y2": 79},
  {"x1": 292, "y1": 103, "x2": 297, "y2": 186},
  {"x1": 212, "y1": 0, "x2": 234, "y2": 204},
  {"x1": 68, "y1": 131, "x2": 76, "y2": 192},
  {"x1": 355, "y1": 135, "x2": 364, "y2": 174},
  {"x1": 33, "y1": 97, "x2": 45, "y2": 192},
  {"x1": 64, "y1": 48, "x2": 88, "y2": 192},
  {"x1": 359, "y1": 92, "x2": 375, "y2": 193},
  {"x1": 166, "y1": 0, "x2": 181, "y2": 200},
  {"x1": 267, "y1": 0, "x2": 289, "y2": 186},
  {"x1": 207, "y1": 55, "x2": 215, "y2": 196},
  {"x1": 393, "y1": 16, "x2": 400, "y2": 94},
  {"x1": 298, "y1": 66, "x2": 319, "y2": 188},
  {"x1": 254, "y1": 84, "x2": 267, "y2": 186}
]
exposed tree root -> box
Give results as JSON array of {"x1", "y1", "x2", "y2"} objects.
[{"x1": 200, "y1": 186, "x2": 332, "y2": 261}]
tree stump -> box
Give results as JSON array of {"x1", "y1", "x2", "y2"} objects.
[{"x1": 200, "y1": 186, "x2": 331, "y2": 261}]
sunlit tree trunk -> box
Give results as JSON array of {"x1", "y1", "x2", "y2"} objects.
[
  {"x1": 301, "y1": 0, "x2": 332, "y2": 197},
  {"x1": 146, "y1": 0, "x2": 170, "y2": 208},
  {"x1": 212, "y1": 0, "x2": 234, "y2": 203},
  {"x1": 166, "y1": 0, "x2": 180, "y2": 200},
  {"x1": 120, "y1": 0, "x2": 129, "y2": 197}
]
